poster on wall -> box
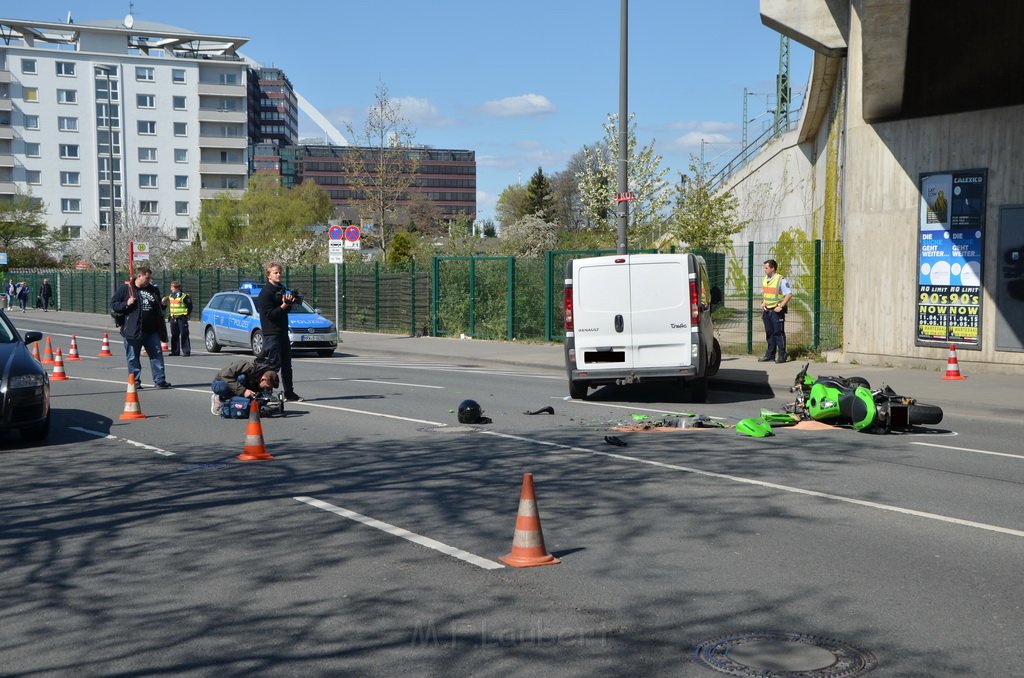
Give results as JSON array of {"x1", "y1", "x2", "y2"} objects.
[{"x1": 916, "y1": 169, "x2": 987, "y2": 348}]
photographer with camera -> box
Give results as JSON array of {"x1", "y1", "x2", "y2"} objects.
[
  {"x1": 210, "y1": 357, "x2": 279, "y2": 417},
  {"x1": 256, "y1": 261, "x2": 302, "y2": 401}
]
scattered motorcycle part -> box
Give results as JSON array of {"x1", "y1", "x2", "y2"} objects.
[
  {"x1": 735, "y1": 417, "x2": 775, "y2": 438},
  {"x1": 604, "y1": 435, "x2": 628, "y2": 447},
  {"x1": 523, "y1": 406, "x2": 555, "y2": 415}
]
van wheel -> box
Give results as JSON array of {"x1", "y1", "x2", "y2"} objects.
[
  {"x1": 687, "y1": 377, "x2": 708, "y2": 403},
  {"x1": 706, "y1": 338, "x2": 722, "y2": 377},
  {"x1": 205, "y1": 326, "x2": 221, "y2": 353},
  {"x1": 569, "y1": 380, "x2": 589, "y2": 400}
]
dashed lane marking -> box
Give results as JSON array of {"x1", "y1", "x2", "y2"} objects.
[
  {"x1": 294, "y1": 496, "x2": 503, "y2": 570},
  {"x1": 70, "y1": 426, "x2": 174, "y2": 456},
  {"x1": 912, "y1": 441, "x2": 1024, "y2": 461}
]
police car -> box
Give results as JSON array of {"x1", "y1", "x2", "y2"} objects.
[{"x1": 200, "y1": 283, "x2": 338, "y2": 357}]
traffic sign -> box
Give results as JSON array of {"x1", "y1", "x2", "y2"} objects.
[
  {"x1": 328, "y1": 241, "x2": 345, "y2": 263},
  {"x1": 328, "y1": 224, "x2": 344, "y2": 240},
  {"x1": 344, "y1": 225, "x2": 361, "y2": 242},
  {"x1": 132, "y1": 241, "x2": 150, "y2": 261}
]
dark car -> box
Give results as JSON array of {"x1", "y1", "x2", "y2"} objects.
[{"x1": 0, "y1": 310, "x2": 50, "y2": 442}]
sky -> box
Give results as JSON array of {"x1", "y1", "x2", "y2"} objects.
[{"x1": 16, "y1": 1, "x2": 812, "y2": 222}]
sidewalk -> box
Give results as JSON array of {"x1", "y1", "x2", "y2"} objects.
[{"x1": 12, "y1": 310, "x2": 1018, "y2": 417}]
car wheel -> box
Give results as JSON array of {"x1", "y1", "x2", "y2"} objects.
[
  {"x1": 568, "y1": 379, "x2": 588, "y2": 400},
  {"x1": 21, "y1": 414, "x2": 50, "y2": 443},
  {"x1": 205, "y1": 326, "x2": 221, "y2": 352},
  {"x1": 317, "y1": 349, "x2": 335, "y2": 357},
  {"x1": 250, "y1": 329, "x2": 263, "y2": 356}
]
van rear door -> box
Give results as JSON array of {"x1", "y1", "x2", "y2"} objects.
[
  {"x1": 627, "y1": 254, "x2": 693, "y2": 369},
  {"x1": 572, "y1": 255, "x2": 633, "y2": 370}
]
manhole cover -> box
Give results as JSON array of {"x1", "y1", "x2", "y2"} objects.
[
  {"x1": 691, "y1": 631, "x2": 877, "y2": 677},
  {"x1": 418, "y1": 425, "x2": 478, "y2": 434}
]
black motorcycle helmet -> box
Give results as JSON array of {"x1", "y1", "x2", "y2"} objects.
[{"x1": 457, "y1": 399, "x2": 483, "y2": 424}]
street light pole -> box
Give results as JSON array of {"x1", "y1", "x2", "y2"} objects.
[{"x1": 616, "y1": 0, "x2": 628, "y2": 255}]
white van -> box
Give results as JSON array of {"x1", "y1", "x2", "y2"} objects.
[{"x1": 563, "y1": 253, "x2": 722, "y2": 402}]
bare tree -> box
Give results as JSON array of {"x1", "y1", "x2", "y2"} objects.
[
  {"x1": 343, "y1": 82, "x2": 419, "y2": 260},
  {"x1": 76, "y1": 195, "x2": 186, "y2": 270}
]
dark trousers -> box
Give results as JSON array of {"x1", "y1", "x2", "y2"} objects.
[
  {"x1": 261, "y1": 332, "x2": 293, "y2": 393},
  {"x1": 762, "y1": 308, "x2": 787, "y2": 360},
  {"x1": 169, "y1": 316, "x2": 191, "y2": 355},
  {"x1": 41, "y1": 296, "x2": 51, "y2": 311}
]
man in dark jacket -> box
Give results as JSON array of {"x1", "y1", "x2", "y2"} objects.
[
  {"x1": 210, "y1": 358, "x2": 279, "y2": 415},
  {"x1": 39, "y1": 278, "x2": 54, "y2": 311},
  {"x1": 256, "y1": 261, "x2": 301, "y2": 401},
  {"x1": 110, "y1": 265, "x2": 171, "y2": 389}
]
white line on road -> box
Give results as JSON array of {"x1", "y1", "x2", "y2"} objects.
[
  {"x1": 294, "y1": 496, "x2": 503, "y2": 570},
  {"x1": 70, "y1": 426, "x2": 174, "y2": 456},
  {"x1": 481, "y1": 430, "x2": 1024, "y2": 539},
  {"x1": 911, "y1": 441, "x2": 1024, "y2": 460},
  {"x1": 331, "y1": 377, "x2": 444, "y2": 389}
]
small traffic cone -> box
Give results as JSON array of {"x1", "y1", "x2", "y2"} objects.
[
  {"x1": 51, "y1": 347, "x2": 69, "y2": 381},
  {"x1": 119, "y1": 373, "x2": 146, "y2": 420},
  {"x1": 31, "y1": 340, "x2": 42, "y2": 363},
  {"x1": 41, "y1": 336, "x2": 55, "y2": 364},
  {"x1": 66, "y1": 335, "x2": 82, "y2": 360},
  {"x1": 499, "y1": 473, "x2": 560, "y2": 568},
  {"x1": 99, "y1": 332, "x2": 114, "y2": 357},
  {"x1": 161, "y1": 339, "x2": 170, "y2": 352},
  {"x1": 238, "y1": 399, "x2": 273, "y2": 461},
  {"x1": 941, "y1": 343, "x2": 967, "y2": 380}
]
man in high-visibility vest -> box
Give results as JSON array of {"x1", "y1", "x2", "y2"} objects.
[
  {"x1": 758, "y1": 259, "x2": 793, "y2": 364},
  {"x1": 163, "y1": 280, "x2": 194, "y2": 357}
]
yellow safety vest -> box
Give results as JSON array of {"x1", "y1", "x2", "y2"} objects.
[
  {"x1": 763, "y1": 273, "x2": 784, "y2": 308},
  {"x1": 168, "y1": 292, "x2": 190, "y2": 317}
]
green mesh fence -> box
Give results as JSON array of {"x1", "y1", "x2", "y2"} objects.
[{"x1": 8, "y1": 241, "x2": 842, "y2": 355}]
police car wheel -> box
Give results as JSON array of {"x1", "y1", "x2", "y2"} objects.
[
  {"x1": 205, "y1": 326, "x2": 221, "y2": 353},
  {"x1": 250, "y1": 329, "x2": 263, "y2": 356}
]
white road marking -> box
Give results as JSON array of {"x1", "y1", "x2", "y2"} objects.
[
  {"x1": 294, "y1": 496, "x2": 503, "y2": 570},
  {"x1": 70, "y1": 426, "x2": 174, "y2": 456},
  {"x1": 911, "y1": 441, "x2": 1024, "y2": 460},
  {"x1": 481, "y1": 430, "x2": 1024, "y2": 539},
  {"x1": 331, "y1": 378, "x2": 444, "y2": 389}
]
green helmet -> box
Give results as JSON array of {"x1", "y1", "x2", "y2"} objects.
[{"x1": 735, "y1": 417, "x2": 775, "y2": 437}]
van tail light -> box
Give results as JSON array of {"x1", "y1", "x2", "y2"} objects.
[
  {"x1": 689, "y1": 279, "x2": 699, "y2": 325},
  {"x1": 564, "y1": 286, "x2": 574, "y2": 331}
]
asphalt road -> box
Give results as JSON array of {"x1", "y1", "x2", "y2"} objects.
[{"x1": 3, "y1": 312, "x2": 1024, "y2": 677}]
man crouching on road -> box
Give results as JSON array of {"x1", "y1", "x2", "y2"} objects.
[{"x1": 210, "y1": 358, "x2": 279, "y2": 417}]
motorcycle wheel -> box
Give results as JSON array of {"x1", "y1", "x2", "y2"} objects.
[{"x1": 909, "y1": 403, "x2": 943, "y2": 426}]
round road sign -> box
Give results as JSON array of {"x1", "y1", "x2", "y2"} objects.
[
  {"x1": 328, "y1": 225, "x2": 344, "y2": 240},
  {"x1": 345, "y1": 225, "x2": 361, "y2": 242}
]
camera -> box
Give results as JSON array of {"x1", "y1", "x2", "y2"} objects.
[
  {"x1": 278, "y1": 288, "x2": 304, "y2": 305},
  {"x1": 254, "y1": 389, "x2": 285, "y2": 417}
]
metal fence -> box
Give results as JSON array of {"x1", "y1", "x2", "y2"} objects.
[{"x1": 8, "y1": 240, "x2": 842, "y2": 356}]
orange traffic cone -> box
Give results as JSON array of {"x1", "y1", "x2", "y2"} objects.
[
  {"x1": 31, "y1": 340, "x2": 42, "y2": 363},
  {"x1": 66, "y1": 334, "x2": 82, "y2": 360},
  {"x1": 119, "y1": 373, "x2": 146, "y2": 420},
  {"x1": 41, "y1": 336, "x2": 55, "y2": 364},
  {"x1": 499, "y1": 473, "x2": 560, "y2": 568},
  {"x1": 51, "y1": 347, "x2": 69, "y2": 381},
  {"x1": 99, "y1": 332, "x2": 113, "y2": 357},
  {"x1": 238, "y1": 399, "x2": 273, "y2": 461},
  {"x1": 941, "y1": 343, "x2": 967, "y2": 380}
]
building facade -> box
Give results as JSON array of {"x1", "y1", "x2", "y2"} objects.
[{"x1": 0, "y1": 17, "x2": 249, "y2": 243}]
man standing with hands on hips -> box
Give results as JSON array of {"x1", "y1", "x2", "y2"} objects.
[
  {"x1": 758, "y1": 259, "x2": 793, "y2": 364},
  {"x1": 257, "y1": 262, "x2": 302, "y2": 401}
]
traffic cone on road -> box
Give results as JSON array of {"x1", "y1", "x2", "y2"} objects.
[
  {"x1": 119, "y1": 373, "x2": 146, "y2": 420},
  {"x1": 41, "y1": 336, "x2": 55, "y2": 364},
  {"x1": 99, "y1": 332, "x2": 113, "y2": 357},
  {"x1": 499, "y1": 473, "x2": 560, "y2": 568},
  {"x1": 31, "y1": 340, "x2": 42, "y2": 363},
  {"x1": 941, "y1": 343, "x2": 967, "y2": 380},
  {"x1": 51, "y1": 348, "x2": 69, "y2": 381},
  {"x1": 238, "y1": 399, "x2": 273, "y2": 461},
  {"x1": 66, "y1": 335, "x2": 82, "y2": 360}
]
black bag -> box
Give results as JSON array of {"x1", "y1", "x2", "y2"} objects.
[{"x1": 111, "y1": 310, "x2": 126, "y2": 327}]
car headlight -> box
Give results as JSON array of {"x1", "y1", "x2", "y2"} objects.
[{"x1": 9, "y1": 373, "x2": 46, "y2": 389}]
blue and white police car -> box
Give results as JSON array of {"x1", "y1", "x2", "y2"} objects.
[{"x1": 200, "y1": 283, "x2": 338, "y2": 357}]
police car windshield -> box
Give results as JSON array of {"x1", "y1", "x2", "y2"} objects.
[{"x1": 287, "y1": 299, "x2": 316, "y2": 314}]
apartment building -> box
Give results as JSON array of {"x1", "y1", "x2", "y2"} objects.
[{"x1": 0, "y1": 17, "x2": 250, "y2": 242}]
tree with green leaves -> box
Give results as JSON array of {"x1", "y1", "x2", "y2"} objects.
[
  {"x1": 494, "y1": 183, "x2": 530, "y2": 232},
  {"x1": 668, "y1": 158, "x2": 748, "y2": 252},
  {"x1": 497, "y1": 214, "x2": 559, "y2": 257},
  {"x1": 524, "y1": 167, "x2": 555, "y2": 223},
  {"x1": 576, "y1": 113, "x2": 671, "y2": 248},
  {"x1": 343, "y1": 82, "x2": 419, "y2": 260},
  {"x1": 0, "y1": 191, "x2": 50, "y2": 262}
]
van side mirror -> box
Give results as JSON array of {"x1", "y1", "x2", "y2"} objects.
[{"x1": 710, "y1": 286, "x2": 723, "y2": 307}]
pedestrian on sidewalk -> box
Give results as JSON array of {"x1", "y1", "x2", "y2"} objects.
[
  {"x1": 16, "y1": 281, "x2": 29, "y2": 312},
  {"x1": 39, "y1": 278, "x2": 53, "y2": 312},
  {"x1": 758, "y1": 259, "x2": 793, "y2": 364},
  {"x1": 163, "y1": 280, "x2": 193, "y2": 356}
]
